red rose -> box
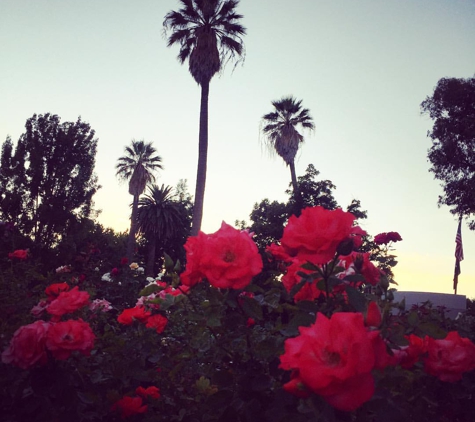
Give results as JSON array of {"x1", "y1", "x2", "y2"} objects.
[
  {"x1": 281, "y1": 207, "x2": 365, "y2": 265},
  {"x1": 47, "y1": 286, "x2": 90, "y2": 320},
  {"x1": 395, "y1": 334, "x2": 427, "y2": 369},
  {"x1": 45, "y1": 282, "x2": 70, "y2": 301},
  {"x1": 110, "y1": 267, "x2": 119, "y2": 276},
  {"x1": 181, "y1": 222, "x2": 262, "y2": 289},
  {"x1": 111, "y1": 396, "x2": 148, "y2": 419},
  {"x1": 145, "y1": 314, "x2": 168, "y2": 333},
  {"x1": 136, "y1": 386, "x2": 160, "y2": 399},
  {"x1": 1, "y1": 320, "x2": 51, "y2": 369},
  {"x1": 424, "y1": 331, "x2": 475, "y2": 382},
  {"x1": 8, "y1": 249, "x2": 28, "y2": 260},
  {"x1": 280, "y1": 312, "x2": 385, "y2": 411},
  {"x1": 45, "y1": 319, "x2": 95, "y2": 360},
  {"x1": 117, "y1": 306, "x2": 151, "y2": 325},
  {"x1": 120, "y1": 257, "x2": 129, "y2": 266}
]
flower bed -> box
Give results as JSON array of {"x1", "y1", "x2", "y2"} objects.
[{"x1": 1, "y1": 206, "x2": 475, "y2": 421}]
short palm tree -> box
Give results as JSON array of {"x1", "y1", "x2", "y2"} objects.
[
  {"x1": 261, "y1": 96, "x2": 315, "y2": 213},
  {"x1": 137, "y1": 184, "x2": 191, "y2": 276},
  {"x1": 164, "y1": 0, "x2": 246, "y2": 235},
  {"x1": 115, "y1": 140, "x2": 163, "y2": 261}
]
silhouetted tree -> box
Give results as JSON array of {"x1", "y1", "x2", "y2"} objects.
[
  {"x1": 0, "y1": 114, "x2": 100, "y2": 249},
  {"x1": 421, "y1": 75, "x2": 475, "y2": 228},
  {"x1": 116, "y1": 140, "x2": 163, "y2": 261},
  {"x1": 261, "y1": 96, "x2": 315, "y2": 214},
  {"x1": 136, "y1": 184, "x2": 192, "y2": 276}
]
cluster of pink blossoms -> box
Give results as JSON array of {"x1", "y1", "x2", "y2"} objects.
[{"x1": 2, "y1": 284, "x2": 95, "y2": 369}]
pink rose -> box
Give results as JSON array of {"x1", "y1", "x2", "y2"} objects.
[
  {"x1": 2, "y1": 320, "x2": 51, "y2": 369},
  {"x1": 424, "y1": 331, "x2": 475, "y2": 382}
]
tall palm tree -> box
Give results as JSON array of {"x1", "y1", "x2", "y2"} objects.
[
  {"x1": 261, "y1": 96, "x2": 315, "y2": 214},
  {"x1": 136, "y1": 184, "x2": 191, "y2": 276},
  {"x1": 164, "y1": 0, "x2": 246, "y2": 235},
  {"x1": 115, "y1": 140, "x2": 163, "y2": 261}
]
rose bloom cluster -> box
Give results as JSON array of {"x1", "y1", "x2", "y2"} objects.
[
  {"x1": 2, "y1": 284, "x2": 95, "y2": 369},
  {"x1": 266, "y1": 207, "x2": 382, "y2": 302},
  {"x1": 112, "y1": 386, "x2": 160, "y2": 419},
  {"x1": 117, "y1": 306, "x2": 168, "y2": 334},
  {"x1": 279, "y1": 308, "x2": 475, "y2": 411},
  {"x1": 180, "y1": 222, "x2": 263, "y2": 289},
  {"x1": 394, "y1": 332, "x2": 475, "y2": 382},
  {"x1": 374, "y1": 231, "x2": 402, "y2": 245}
]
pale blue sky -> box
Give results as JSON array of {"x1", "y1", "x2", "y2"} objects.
[{"x1": 1, "y1": 0, "x2": 475, "y2": 297}]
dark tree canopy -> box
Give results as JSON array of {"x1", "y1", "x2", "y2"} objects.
[
  {"x1": 238, "y1": 164, "x2": 367, "y2": 250},
  {"x1": 421, "y1": 75, "x2": 475, "y2": 228},
  {"x1": 0, "y1": 113, "x2": 100, "y2": 248}
]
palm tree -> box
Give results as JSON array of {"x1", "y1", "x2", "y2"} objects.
[
  {"x1": 115, "y1": 140, "x2": 163, "y2": 261},
  {"x1": 261, "y1": 96, "x2": 315, "y2": 214},
  {"x1": 136, "y1": 184, "x2": 191, "y2": 276},
  {"x1": 164, "y1": 0, "x2": 246, "y2": 235}
]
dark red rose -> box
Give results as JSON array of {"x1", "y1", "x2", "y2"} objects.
[
  {"x1": 45, "y1": 282, "x2": 70, "y2": 302},
  {"x1": 8, "y1": 249, "x2": 28, "y2": 260},
  {"x1": 111, "y1": 396, "x2": 148, "y2": 419}
]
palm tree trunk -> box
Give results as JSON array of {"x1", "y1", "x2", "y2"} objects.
[
  {"x1": 289, "y1": 160, "x2": 303, "y2": 216},
  {"x1": 191, "y1": 80, "x2": 210, "y2": 236},
  {"x1": 127, "y1": 194, "x2": 139, "y2": 261}
]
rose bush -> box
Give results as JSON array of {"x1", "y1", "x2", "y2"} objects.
[{"x1": 1, "y1": 206, "x2": 475, "y2": 422}]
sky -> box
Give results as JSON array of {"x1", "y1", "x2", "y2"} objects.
[{"x1": 1, "y1": 0, "x2": 475, "y2": 298}]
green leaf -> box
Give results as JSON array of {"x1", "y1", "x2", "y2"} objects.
[
  {"x1": 289, "y1": 277, "x2": 307, "y2": 297},
  {"x1": 418, "y1": 322, "x2": 447, "y2": 339},
  {"x1": 342, "y1": 274, "x2": 366, "y2": 283},
  {"x1": 242, "y1": 296, "x2": 263, "y2": 320},
  {"x1": 345, "y1": 285, "x2": 367, "y2": 312},
  {"x1": 407, "y1": 311, "x2": 419, "y2": 327},
  {"x1": 164, "y1": 253, "x2": 174, "y2": 271},
  {"x1": 138, "y1": 284, "x2": 161, "y2": 297}
]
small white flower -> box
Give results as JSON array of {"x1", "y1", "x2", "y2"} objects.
[
  {"x1": 101, "y1": 272, "x2": 112, "y2": 282},
  {"x1": 137, "y1": 267, "x2": 144, "y2": 274},
  {"x1": 94, "y1": 267, "x2": 99, "y2": 272},
  {"x1": 146, "y1": 277, "x2": 155, "y2": 283}
]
